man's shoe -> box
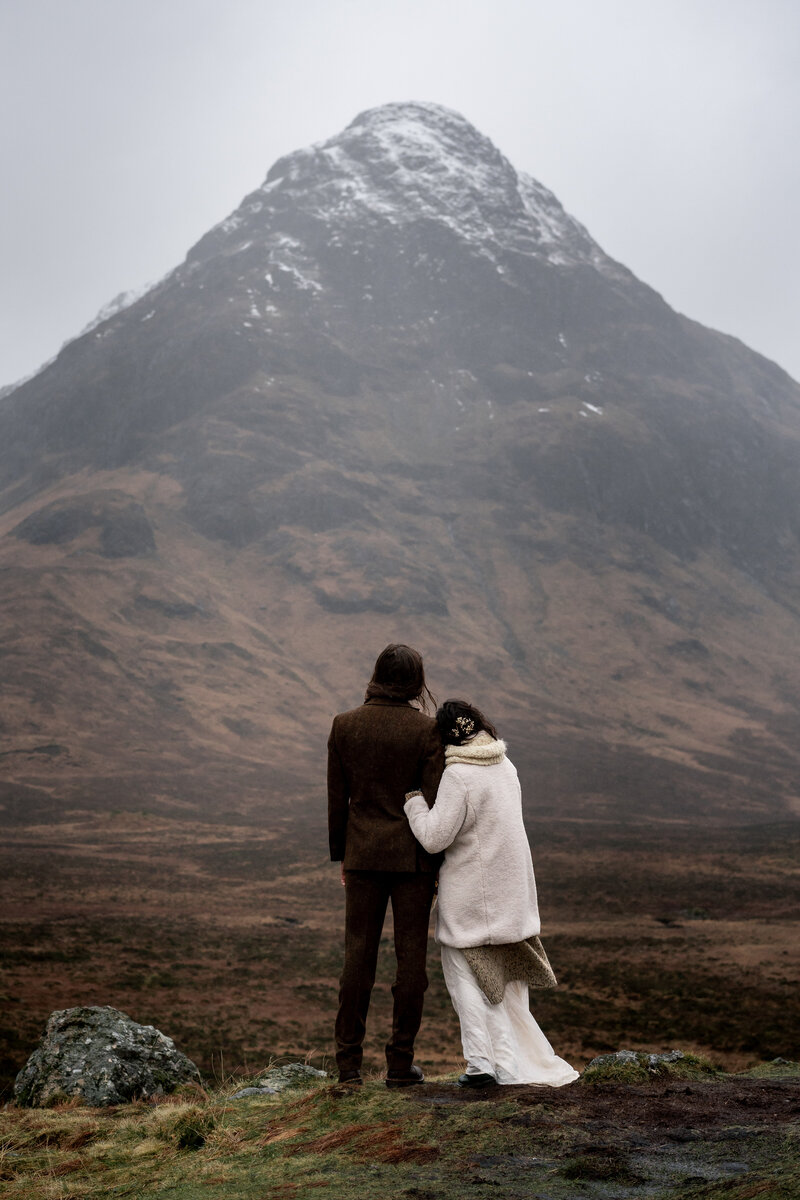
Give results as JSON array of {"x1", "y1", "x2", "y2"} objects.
[
  {"x1": 336, "y1": 1070, "x2": 362, "y2": 1086},
  {"x1": 457, "y1": 1071, "x2": 496, "y2": 1088},
  {"x1": 385, "y1": 1064, "x2": 425, "y2": 1088}
]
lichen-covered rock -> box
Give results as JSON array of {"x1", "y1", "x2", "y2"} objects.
[
  {"x1": 14, "y1": 1006, "x2": 201, "y2": 1107},
  {"x1": 582, "y1": 1049, "x2": 719, "y2": 1084},
  {"x1": 588, "y1": 1049, "x2": 687, "y2": 1071},
  {"x1": 251, "y1": 1063, "x2": 327, "y2": 1093}
]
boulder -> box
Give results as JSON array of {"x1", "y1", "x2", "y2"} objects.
[{"x1": 14, "y1": 1005, "x2": 201, "y2": 1107}]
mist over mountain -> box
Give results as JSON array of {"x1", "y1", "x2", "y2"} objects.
[{"x1": 2, "y1": 101, "x2": 799, "y2": 826}]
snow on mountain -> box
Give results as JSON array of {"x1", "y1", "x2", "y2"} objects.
[
  {"x1": 196, "y1": 101, "x2": 626, "y2": 279},
  {"x1": 78, "y1": 274, "x2": 171, "y2": 339}
]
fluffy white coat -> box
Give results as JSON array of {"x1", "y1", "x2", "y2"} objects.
[{"x1": 404, "y1": 738, "x2": 540, "y2": 947}]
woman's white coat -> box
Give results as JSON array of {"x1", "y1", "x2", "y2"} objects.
[{"x1": 404, "y1": 740, "x2": 540, "y2": 948}]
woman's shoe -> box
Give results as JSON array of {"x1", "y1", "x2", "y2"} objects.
[
  {"x1": 457, "y1": 1072, "x2": 497, "y2": 1087},
  {"x1": 336, "y1": 1070, "x2": 362, "y2": 1086}
]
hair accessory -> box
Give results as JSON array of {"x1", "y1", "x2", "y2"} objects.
[{"x1": 452, "y1": 715, "x2": 475, "y2": 740}]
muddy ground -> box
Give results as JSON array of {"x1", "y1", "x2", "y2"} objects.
[{"x1": 384, "y1": 1072, "x2": 800, "y2": 1198}]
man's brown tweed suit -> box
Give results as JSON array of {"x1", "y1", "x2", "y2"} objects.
[{"x1": 328, "y1": 697, "x2": 444, "y2": 1074}]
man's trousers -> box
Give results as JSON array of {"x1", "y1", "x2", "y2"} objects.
[{"x1": 334, "y1": 869, "x2": 436, "y2": 1074}]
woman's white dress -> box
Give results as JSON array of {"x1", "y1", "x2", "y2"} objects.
[
  {"x1": 405, "y1": 733, "x2": 578, "y2": 1087},
  {"x1": 441, "y1": 945, "x2": 578, "y2": 1085}
]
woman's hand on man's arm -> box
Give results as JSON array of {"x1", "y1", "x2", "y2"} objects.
[{"x1": 404, "y1": 771, "x2": 467, "y2": 853}]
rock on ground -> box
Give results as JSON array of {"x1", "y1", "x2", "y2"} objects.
[
  {"x1": 587, "y1": 1049, "x2": 689, "y2": 1071},
  {"x1": 14, "y1": 1005, "x2": 201, "y2": 1107},
  {"x1": 251, "y1": 1063, "x2": 327, "y2": 1093},
  {"x1": 230, "y1": 1085, "x2": 278, "y2": 1099},
  {"x1": 582, "y1": 1048, "x2": 721, "y2": 1084}
]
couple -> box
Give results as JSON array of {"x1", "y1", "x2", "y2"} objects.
[{"x1": 328, "y1": 643, "x2": 578, "y2": 1088}]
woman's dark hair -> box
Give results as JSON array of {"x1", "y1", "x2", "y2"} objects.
[
  {"x1": 436, "y1": 698, "x2": 499, "y2": 746},
  {"x1": 365, "y1": 644, "x2": 436, "y2": 711}
]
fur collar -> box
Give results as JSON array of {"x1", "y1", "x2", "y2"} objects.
[{"x1": 445, "y1": 729, "x2": 507, "y2": 766}]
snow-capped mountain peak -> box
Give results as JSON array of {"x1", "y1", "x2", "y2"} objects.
[{"x1": 195, "y1": 101, "x2": 622, "y2": 277}]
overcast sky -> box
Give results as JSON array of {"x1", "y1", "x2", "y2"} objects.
[{"x1": 1, "y1": 0, "x2": 798, "y2": 386}]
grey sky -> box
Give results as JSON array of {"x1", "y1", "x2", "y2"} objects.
[{"x1": 1, "y1": 0, "x2": 798, "y2": 386}]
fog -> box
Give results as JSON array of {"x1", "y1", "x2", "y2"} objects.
[{"x1": 1, "y1": 0, "x2": 798, "y2": 385}]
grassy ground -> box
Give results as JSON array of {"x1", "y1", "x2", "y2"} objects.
[{"x1": 2, "y1": 1059, "x2": 799, "y2": 1200}]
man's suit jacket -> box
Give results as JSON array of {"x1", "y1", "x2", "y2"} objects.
[{"x1": 327, "y1": 697, "x2": 445, "y2": 872}]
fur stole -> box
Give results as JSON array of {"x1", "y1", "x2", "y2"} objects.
[{"x1": 444, "y1": 729, "x2": 507, "y2": 767}]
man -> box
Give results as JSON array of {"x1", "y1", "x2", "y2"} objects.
[{"x1": 328, "y1": 643, "x2": 444, "y2": 1087}]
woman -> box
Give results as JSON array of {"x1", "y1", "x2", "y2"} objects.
[{"x1": 404, "y1": 699, "x2": 578, "y2": 1088}]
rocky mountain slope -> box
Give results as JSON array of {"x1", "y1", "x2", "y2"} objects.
[{"x1": 1, "y1": 101, "x2": 799, "y2": 825}]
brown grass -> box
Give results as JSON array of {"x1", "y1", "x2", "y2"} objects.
[{"x1": 286, "y1": 1119, "x2": 440, "y2": 1164}]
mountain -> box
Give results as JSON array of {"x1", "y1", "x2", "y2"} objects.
[{"x1": 1, "y1": 101, "x2": 799, "y2": 826}]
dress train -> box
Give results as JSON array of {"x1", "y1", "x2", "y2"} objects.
[{"x1": 441, "y1": 945, "x2": 579, "y2": 1086}]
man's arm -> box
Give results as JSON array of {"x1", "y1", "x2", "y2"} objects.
[
  {"x1": 420, "y1": 722, "x2": 445, "y2": 807},
  {"x1": 327, "y1": 719, "x2": 349, "y2": 862}
]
